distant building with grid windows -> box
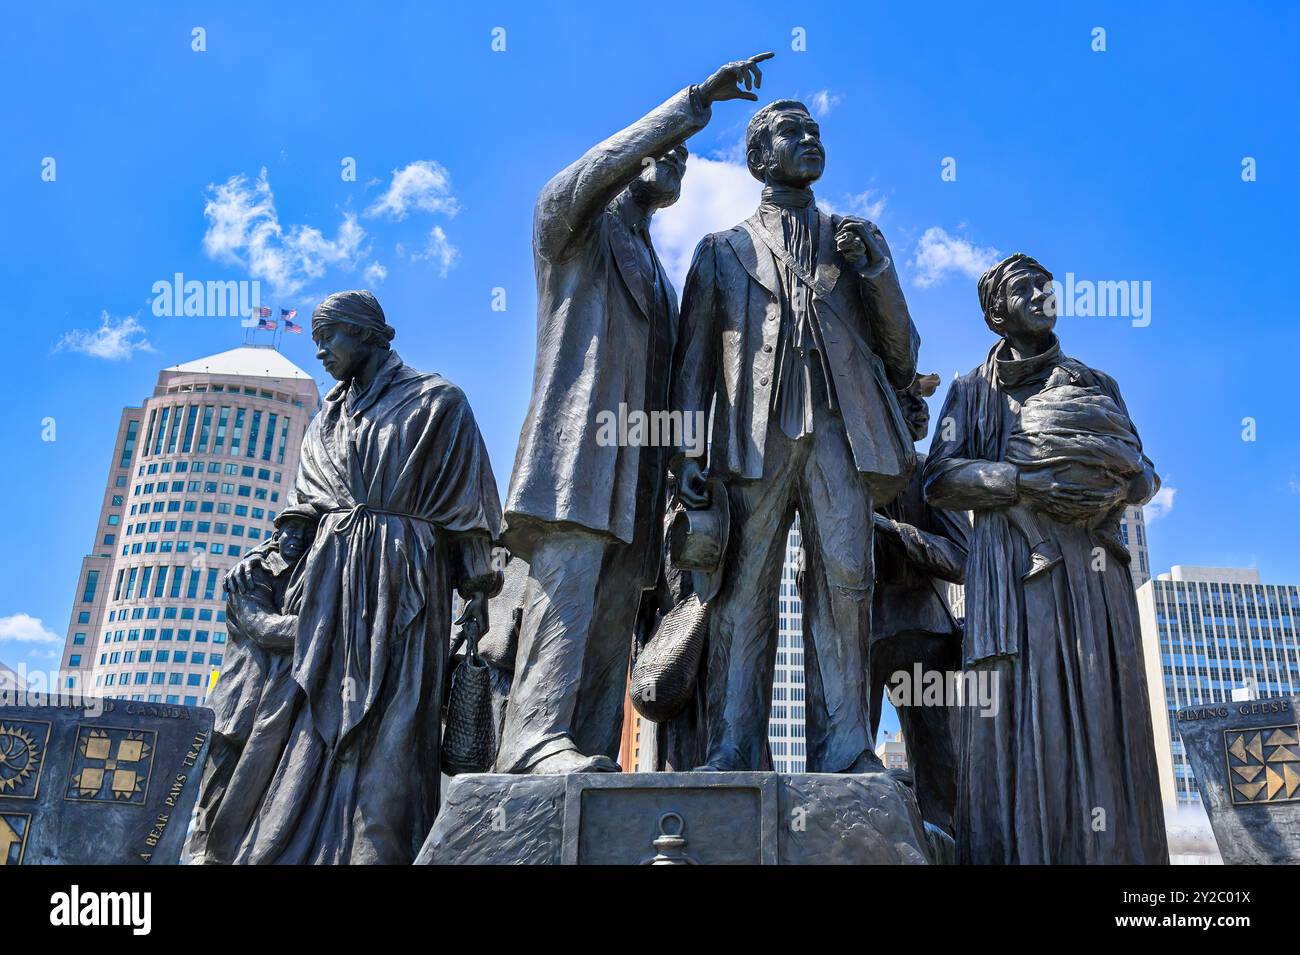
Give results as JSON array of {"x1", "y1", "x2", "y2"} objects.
[
  {"x1": 769, "y1": 520, "x2": 807, "y2": 772},
  {"x1": 1139, "y1": 565, "x2": 1300, "y2": 807},
  {"x1": 58, "y1": 345, "x2": 321, "y2": 706},
  {"x1": 1120, "y1": 504, "x2": 1151, "y2": 588}
]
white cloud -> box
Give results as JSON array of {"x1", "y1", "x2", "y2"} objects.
[
  {"x1": 1145, "y1": 485, "x2": 1176, "y2": 523},
  {"x1": 413, "y1": 226, "x2": 459, "y2": 278},
  {"x1": 202, "y1": 168, "x2": 367, "y2": 297},
  {"x1": 909, "y1": 226, "x2": 1001, "y2": 288},
  {"x1": 366, "y1": 160, "x2": 460, "y2": 220},
  {"x1": 807, "y1": 89, "x2": 842, "y2": 117},
  {"x1": 54, "y1": 312, "x2": 153, "y2": 360},
  {"x1": 818, "y1": 189, "x2": 887, "y2": 223},
  {"x1": 0, "y1": 613, "x2": 60, "y2": 644},
  {"x1": 651, "y1": 155, "x2": 761, "y2": 291},
  {"x1": 364, "y1": 262, "x2": 388, "y2": 285}
]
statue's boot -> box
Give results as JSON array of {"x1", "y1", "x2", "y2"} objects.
[
  {"x1": 525, "y1": 747, "x2": 620, "y2": 775},
  {"x1": 842, "y1": 749, "x2": 888, "y2": 774}
]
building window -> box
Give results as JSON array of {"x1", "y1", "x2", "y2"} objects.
[
  {"x1": 120, "y1": 419, "x2": 140, "y2": 468},
  {"x1": 82, "y1": 570, "x2": 100, "y2": 603}
]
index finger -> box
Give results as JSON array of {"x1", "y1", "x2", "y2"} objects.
[{"x1": 748, "y1": 51, "x2": 776, "y2": 63}]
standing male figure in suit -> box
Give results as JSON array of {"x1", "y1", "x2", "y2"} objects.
[
  {"x1": 496, "y1": 53, "x2": 775, "y2": 774},
  {"x1": 671, "y1": 99, "x2": 920, "y2": 773}
]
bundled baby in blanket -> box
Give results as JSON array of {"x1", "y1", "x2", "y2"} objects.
[{"x1": 1004, "y1": 366, "x2": 1144, "y2": 580}]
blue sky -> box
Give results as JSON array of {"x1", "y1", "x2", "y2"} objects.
[{"x1": 2, "y1": 2, "x2": 1298, "y2": 742}]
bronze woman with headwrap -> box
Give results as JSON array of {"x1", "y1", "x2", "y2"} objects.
[
  {"x1": 924, "y1": 255, "x2": 1168, "y2": 865},
  {"x1": 217, "y1": 289, "x2": 503, "y2": 864}
]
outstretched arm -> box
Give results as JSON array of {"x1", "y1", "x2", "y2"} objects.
[
  {"x1": 877, "y1": 504, "x2": 971, "y2": 584},
  {"x1": 533, "y1": 54, "x2": 775, "y2": 261}
]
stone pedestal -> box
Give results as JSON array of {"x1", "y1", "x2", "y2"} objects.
[
  {"x1": 416, "y1": 770, "x2": 935, "y2": 865},
  {"x1": 1176, "y1": 694, "x2": 1300, "y2": 864},
  {"x1": 0, "y1": 695, "x2": 213, "y2": 865}
]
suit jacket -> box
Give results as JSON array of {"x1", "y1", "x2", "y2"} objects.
[
  {"x1": 872, "y1": 453, "x2": 970, "y2": 645},
  {"x1": 503, "y1": 88, "x2": 711, "y2": 563},
  {"x1": 670, "y1": 207, "x2": 919, "y2": 502}
]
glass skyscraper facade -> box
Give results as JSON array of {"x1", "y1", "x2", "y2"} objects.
[{"x1": 59, "y1": 345, "x2": 320, "y2": 706}]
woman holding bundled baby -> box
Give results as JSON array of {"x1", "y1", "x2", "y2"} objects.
[{"x1": 924, "y1": 253, "x2": 1168, "y2": 865}]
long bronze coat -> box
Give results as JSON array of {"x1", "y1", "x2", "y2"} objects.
[{"x1": 503, "y1": 88, "x2": 712, "y2": 562}]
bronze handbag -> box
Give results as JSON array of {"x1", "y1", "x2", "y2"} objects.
[
  {"x1": 630, "y1": 479, "x2": 730, "y2": 723},
  {"x1": 442, "y1": 624, "x2": 496, "y2": 775},
  {"x1": 630, "y1": 592, "x2": 710, "y2": 723}
]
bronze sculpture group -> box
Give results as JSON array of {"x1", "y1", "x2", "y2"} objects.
[{"x1": 191, "y1": 53, "x2": 1169, "y2": 865}]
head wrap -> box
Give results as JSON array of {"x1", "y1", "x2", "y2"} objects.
[
  {"x1": 274, "y1": 503, "x2": 319, "y2": 530},
  {"x1": 311, "y1": 290, "x2": 395, "y2": 342},
  {"x1": 977, "y1": 253, "x2": 1052, "y2": 331}
]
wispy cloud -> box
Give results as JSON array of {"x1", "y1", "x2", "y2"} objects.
[
  {"x1": 54, "y1": 312, "x2": 153, "y2": 360},
  {"x1": 412, "y1": 226, "x2": 459, "y2": 278},
  {"x1": 0, "y1": 613, "x2": 60, "y2": 644},
  {"x1": 1145, "y1": 484, "x2": 1177, "y2": 523},
  {"x1": 364, "y1": 262, "x2": 388, "y2": 285},
  {"x1": 807, "y1": 89, "x2": 842, "y2": 117},
  {"x1": 910, "y1": 226, "x2": 1001, "y2": 288},
  {"x1": 202, "y1": 168, "x2": 367, "y2": 297},
  {"x1": 366, "y1": 160, "x2": 460, "y2": 220},
  {"x1": 818, "y1": 189, "x2": 887, "y2": 223}
]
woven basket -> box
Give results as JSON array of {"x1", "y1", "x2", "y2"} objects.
[
  {"x1": 630, "y1": 593, "x2": 709, "y2": 723},
  {"x1": 442, "y1": 632, "x2": 496, "y2": 776}
]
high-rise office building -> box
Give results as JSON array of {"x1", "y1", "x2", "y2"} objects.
[
  {"x1": 58, "y1": 345, "x2": 321, "y2": 705},
  {"x1": 1138, "y1": 565, "x2": 1300, "y2": 807},
  {"x1": 1120, "y1": 505, "x2": 1151, "y2": 588},
  {"x1": 769, "y1": 520, "x2": 807, "y2": 772}
]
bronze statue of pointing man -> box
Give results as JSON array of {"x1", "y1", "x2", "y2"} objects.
[{"x1": 496, "y1": 53, "x2": 776, "y2": 775}]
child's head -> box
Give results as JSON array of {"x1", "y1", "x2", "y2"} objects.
[
  {"x1": 897, "y1": 372, "x2": 941, "y2": 442},
  {"x1": 274, "y1": 507, "x2": 317, "y2": 563}
]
